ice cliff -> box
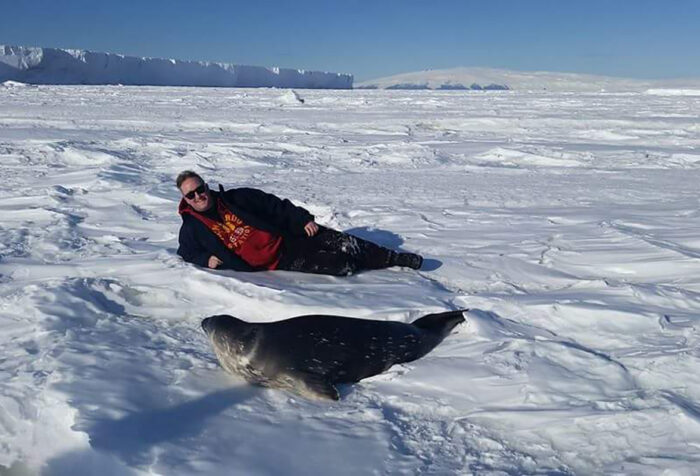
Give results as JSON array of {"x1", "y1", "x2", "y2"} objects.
[{"x1": 0, "y1": 45, "x2": 353, "y2": 89}]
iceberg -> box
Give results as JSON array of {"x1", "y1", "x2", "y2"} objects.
[{"x1": 0, "y1": 45, "x2": 353, "y2": 89}]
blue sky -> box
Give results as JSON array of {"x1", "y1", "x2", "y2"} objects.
[{"x1": 2, "y1": 0, "x2": 699, "y2": 81}]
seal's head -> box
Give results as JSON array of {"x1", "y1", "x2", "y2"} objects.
[
  {"x1": 201, "y1": 314, "x2": 253, "y2": 341},
  {"x1": 201, "y1": 315, "x2": 260, "y2": 377},
  {"x1": 202, "y1": 314, "x2": 230, "y2": 336}
]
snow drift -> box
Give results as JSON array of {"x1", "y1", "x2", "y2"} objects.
[{"x1": 0, "y1": 45, "x2": 353, "y2": 89}]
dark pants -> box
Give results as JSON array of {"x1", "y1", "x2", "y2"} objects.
[{"x1": 277, "y1": 227, "x2": 395, "y2": 276}]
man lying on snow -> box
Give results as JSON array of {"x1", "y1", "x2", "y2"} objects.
[{"x1": 175, "y1": 170, "x2": 423, "y2": 276}]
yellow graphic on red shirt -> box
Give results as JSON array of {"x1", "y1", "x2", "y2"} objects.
[{"x1": 210, "y1": 211, "x2": 251, "y2": 250}]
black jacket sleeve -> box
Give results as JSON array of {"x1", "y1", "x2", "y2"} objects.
[
  {"x1": 177, "y1": 224, "x2": 210, "y2": 268},
  {"x1": 225, "y1": 187, "x2": 314, "y2": 236},
  {"x1": 177, "y1": 216, "x2": 255, "y2": 272}
]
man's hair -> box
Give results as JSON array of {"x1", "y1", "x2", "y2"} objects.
[{"x1": 176, "y1": 170, "x2": 204, "y2": 189}]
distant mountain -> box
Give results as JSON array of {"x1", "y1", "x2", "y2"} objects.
[{"x1": 356, "y1": 67, "x2": 700, "y2": 92}]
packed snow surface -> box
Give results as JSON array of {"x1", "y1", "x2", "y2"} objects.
[
  {"x1": 0, "y1": 45, "x2": 352, "y2": 89},
  {"x1": 1, "y1": 85, "x2": 700, "y2": 475}
]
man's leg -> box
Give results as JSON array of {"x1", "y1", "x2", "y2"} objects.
[
  {"x1": 277, "y1": 241, "x2": 358, "y2": 276},
  {"x1": 330, "y1": 228, "x2": 424, "y2": 270},
  {"x1": 277, "y1": 227, "x2": 422, "y2": 275},
  {"x1": 311, "y1": 227, "x2": 395, "y2": 270}
]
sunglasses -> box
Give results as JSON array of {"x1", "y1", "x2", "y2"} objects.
[{"x1": 184, "y1": 184, "x2": 206, "y2": 200}]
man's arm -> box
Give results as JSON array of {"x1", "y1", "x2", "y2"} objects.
[
  {"x1": 177, "y1": 225, "x2": 212, "y2": 268},
  {"x1": 226, "y1": 187, "x2": 314, "y2": 236},
  {"x1": 177, "y1": 219, "x2": 255, "y2": 271}
]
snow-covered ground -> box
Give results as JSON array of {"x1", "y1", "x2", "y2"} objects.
[{"x1": 1, "y1": 84, "x2": 700, "y2": 475}]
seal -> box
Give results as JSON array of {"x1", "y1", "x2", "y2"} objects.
[{"x1": 201, "y1": 309, "x2": 466, "y2": 400}]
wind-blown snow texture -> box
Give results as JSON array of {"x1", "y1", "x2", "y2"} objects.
[
  {"x1": 0, "y1": 45, "x2": 352, "y2": 89},
  {"x1": 1, "y1": 85, "x2": 700, "y2": 475}
]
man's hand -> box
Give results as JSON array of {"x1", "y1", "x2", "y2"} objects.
[
  {"x1": 208, "y1": 255, "x2": 223, "y2": 269},
  {"x1": 304, "y1": 221, "x2": 319, "y2": 237}
]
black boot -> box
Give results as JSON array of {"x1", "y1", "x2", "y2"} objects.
[{"x1": 393, "y1": 252, "x2": 423, "y2": 270}]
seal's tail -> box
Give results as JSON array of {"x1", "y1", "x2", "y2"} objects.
[{"x1": 412, "y1": 309, "x2": 467, "y2": 337}]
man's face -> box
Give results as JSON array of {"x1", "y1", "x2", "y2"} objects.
[{"x1": 180, "y1": 177, "x2": 212, "y2": 212}]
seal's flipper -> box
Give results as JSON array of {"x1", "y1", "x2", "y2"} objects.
[
  {"x1": 412, "y1": 310, "x2": 467, "y2": 336},
  {"x1": 400, "y1": 310, "x2": 467, "y2": 363},
  {"x1": 287, "y1": 371, "x2": 340, "y2": 401}
]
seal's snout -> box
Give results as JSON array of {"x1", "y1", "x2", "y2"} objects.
[
  {"x1": 202, "y1": 314, "x2": 237, "y2": 335},
  {"x1": 201, "y1": 317, "x2": 213, "y2": 335}
]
